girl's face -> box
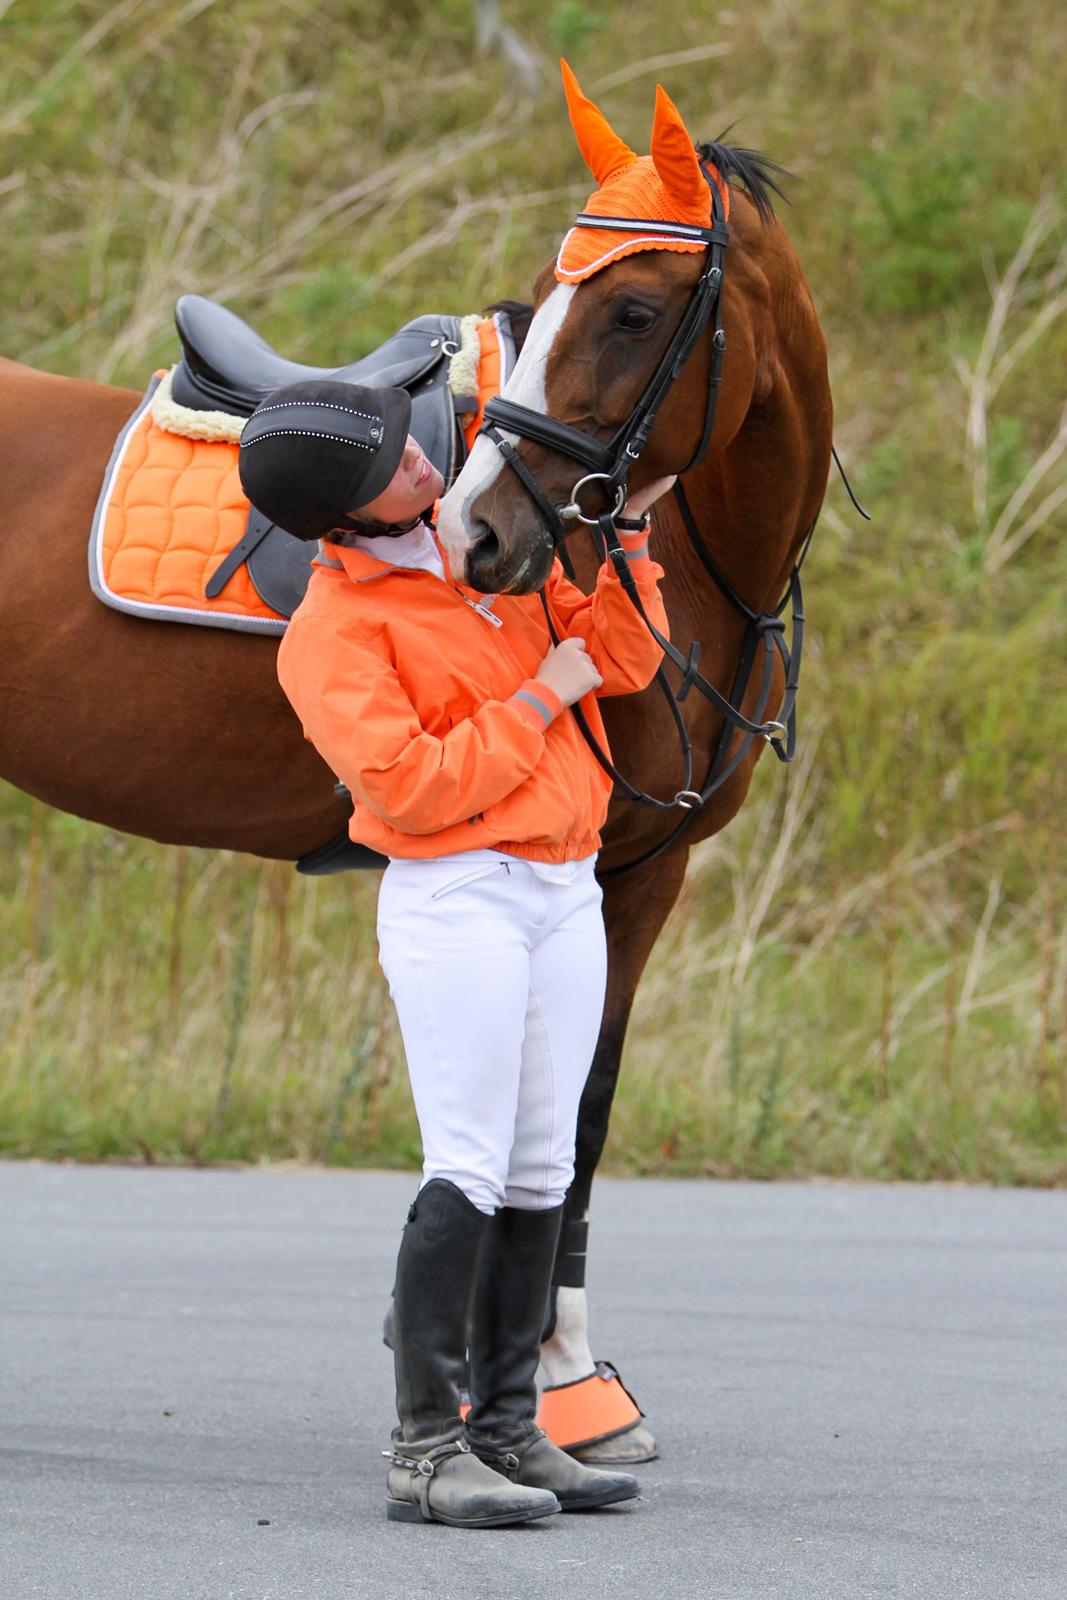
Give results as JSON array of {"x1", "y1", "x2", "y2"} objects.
[{"x1": 355, "y1": 435, "x2": 444, "y2": 526}]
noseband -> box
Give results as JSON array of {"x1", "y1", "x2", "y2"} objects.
[{"x1": 478, "y1": 170, "x2": 811, "y2": 881}]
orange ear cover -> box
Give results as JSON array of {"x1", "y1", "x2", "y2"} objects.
[
  {"x1": 560, "y1": 58, "x2": 636, "y2": 186},
  {"x1": 649, "y1": 83, "x2": 711, "y2": 223},
  {"x1": 555, "y1": 67, "x2": 730, "y2": 282}
]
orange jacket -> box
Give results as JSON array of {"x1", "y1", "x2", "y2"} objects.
[{"x1": 276, "y1": 528, "x2": 668, "y2": 863}]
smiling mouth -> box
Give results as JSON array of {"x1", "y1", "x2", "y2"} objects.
[{"x1": 416, "y1": 457, "x2": 430, "y2": 485}]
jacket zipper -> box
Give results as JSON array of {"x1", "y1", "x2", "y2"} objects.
[
  {"x1": 461, "y1": 594, "x2": 503, "y2": 628},
  {"x1": 343, "y1": 553, "x2": 533, "y2": 672}
]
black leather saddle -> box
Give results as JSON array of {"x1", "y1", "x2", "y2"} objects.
[
  {"x1": 171, "y1": 294, "x2": 477, "y2": 621},
  {"x1": 173, "y1": 294, "x2": 471, "y2": 427}
]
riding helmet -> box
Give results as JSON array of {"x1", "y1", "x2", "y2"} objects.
[{"x1": 238, "y1": 379, "x2": 412, "y2": 540}]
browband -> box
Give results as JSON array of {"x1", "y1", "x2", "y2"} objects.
[{"x1": 572, "y1": 213, "x2": 730, "y2": 246}]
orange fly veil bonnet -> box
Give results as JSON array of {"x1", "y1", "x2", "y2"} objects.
[{"x1": 556, "y1": 60, "x2": 730, "y2": 284}]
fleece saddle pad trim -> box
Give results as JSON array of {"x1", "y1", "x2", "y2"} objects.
[{"x1": 88, "y1": 373, "x2": 287, "y2": 635}]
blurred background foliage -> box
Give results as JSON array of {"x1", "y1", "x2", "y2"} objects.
[{"x1": 1, "y1": 0, "x2": 1065, "y2": 1180}]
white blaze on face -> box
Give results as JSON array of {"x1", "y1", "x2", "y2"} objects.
[{"x1": 436, "y1": 284, "x2": 577, "y2": 574}]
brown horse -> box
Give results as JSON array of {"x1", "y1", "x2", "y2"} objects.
[{"x1": 0, "y1": 77, "x2": 831, "y2": 1459}]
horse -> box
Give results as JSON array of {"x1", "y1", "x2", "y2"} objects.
[{"x1": 0, "y1": 68, "x2": 831, "y2": 1462}]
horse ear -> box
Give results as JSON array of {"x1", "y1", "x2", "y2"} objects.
[
  {"x1": 560, "y1": 58, "x2": 636, "y2": 185},
  {"x1": 650, "y1": 83, "x2": 708, "y2": 215}
]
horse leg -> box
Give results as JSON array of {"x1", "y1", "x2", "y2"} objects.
[{"x1": 538, "y1": 845, "x2": 691, "y2": 1462}]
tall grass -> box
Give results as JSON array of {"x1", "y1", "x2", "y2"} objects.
[
  {"x1": 1, "y1": 749, "x2": 1061, "y2": 1181},
  {"x1": 1, "y1": 0, "x2": 1065, "y2": 1180}
]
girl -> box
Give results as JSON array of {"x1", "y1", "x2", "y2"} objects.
[{"x1": 239, "y1": 378, "x2": 672, "y2": 1528}]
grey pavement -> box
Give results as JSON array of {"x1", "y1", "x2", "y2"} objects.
[{"x1": 0, "y1": 1162, "x2": 1064, "y2": 1600}]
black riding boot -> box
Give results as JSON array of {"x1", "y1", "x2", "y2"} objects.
[
  {"x1": 385, "y1": 1179, "x2": 559, "y2": 1527},
  {"x1": 466, "y1": 1204, "x2": 640, "y2": 1511}
]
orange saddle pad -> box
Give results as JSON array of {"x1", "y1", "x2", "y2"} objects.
[{"x1": 89, "y1": 373, "x2": 287, "y2": 634}]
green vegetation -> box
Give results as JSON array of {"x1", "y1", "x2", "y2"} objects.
[{"x1": 2, "y1": 0, "x2": 1065, "y2": 1181}]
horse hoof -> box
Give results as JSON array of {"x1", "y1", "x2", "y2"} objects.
[
  {"x1": 569, "y1": 1422, "x2": 659, "y2": 1466},
  {"x1": 536, "y1": 1360, "x2": 658, "y2": 1461}
]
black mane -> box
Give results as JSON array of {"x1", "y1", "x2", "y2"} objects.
[
  {"x1": 483, "y1": 299, "x2": 534, "y2": 348},
  {"x1": 697, "y1": 138, "x2": 791, "y2": 223}
]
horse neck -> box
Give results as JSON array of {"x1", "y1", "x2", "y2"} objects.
[
  {"x1": 673, "y1": 318, "x2": 832, "y2": 614},
  {"x1": 671, "y1": 451, "x2": 804, "y2": 621}
]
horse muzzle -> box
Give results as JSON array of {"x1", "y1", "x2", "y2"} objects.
[{"x1": 463, "y1": 520, "x2": 556, "y2": 596}]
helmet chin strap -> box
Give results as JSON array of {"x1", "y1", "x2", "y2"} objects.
[
  {"x1": 381, "y1": 510, "x2": 433, "y2": 538},
  {"x1": 329, "y1": 505, "x2": 434, "y2": 542}
]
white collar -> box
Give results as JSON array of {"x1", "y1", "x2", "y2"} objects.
[{"x1": 349, "y1": 521, "x2": 444, "y2": 576}]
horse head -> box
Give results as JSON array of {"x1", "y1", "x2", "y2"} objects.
[{"x1": 437, "y1": 64, "x2": 766, "y2": 595}]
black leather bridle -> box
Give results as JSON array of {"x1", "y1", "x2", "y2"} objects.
[
  {"x1": 478, "y1": 170, "x2": 812, "y2": 881},
  {"x1": 481, "y1": 193, "x2": 730, "y2": 531}
]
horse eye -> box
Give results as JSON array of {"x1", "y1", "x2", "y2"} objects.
[{"x1": 616, "y1": 305, "x2": 656, "y2": 332}]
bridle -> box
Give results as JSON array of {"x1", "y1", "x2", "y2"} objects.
[
  {"x1": 481, "y1": 186, "x2": 730, "y2": 530},
  {"x1": 478, "y1": 169, "x2": 812, "y2": 882}
]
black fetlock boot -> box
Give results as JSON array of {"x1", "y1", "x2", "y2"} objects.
[
  {"x1": 466, "y1": 1204, "x2": 640, "y2": 1512},
  {"x1": 385, "y1": 1179, "x2": 560, "y2": 1528}
]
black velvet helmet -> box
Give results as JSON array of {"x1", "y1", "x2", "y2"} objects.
[{"x1": 238, "y1": 379, "x2": 412, "y2": 540}]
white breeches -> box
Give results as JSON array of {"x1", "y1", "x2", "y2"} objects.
[{"x1": 376, "y1": 849, "x2": 607, "y2": 1215}]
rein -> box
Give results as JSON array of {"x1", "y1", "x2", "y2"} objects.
[
  {"x1": 541, "y1": 492, "x2": 810, "y2": 881},
  {"x1": 477, "y1": 170, "x2": 812, "y2": 881}
]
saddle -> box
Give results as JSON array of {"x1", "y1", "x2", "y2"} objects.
[
  {"x1": 170, "y1": 295, "x2": 475, "y2": 617},
  {"x1": 89, "y1": 299, "x2": 514, "y2": 876}
]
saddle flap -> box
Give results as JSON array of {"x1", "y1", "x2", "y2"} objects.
[{"x1": 245, "y1": 522, "x2": 317, "y2": 618}]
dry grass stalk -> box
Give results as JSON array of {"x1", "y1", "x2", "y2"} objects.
[
  {"x1": 592, "y1": 43, "x2": 733, "y2": 95},
  {"x1": 266, "y1": 858, "x2": 293, "y2": 1041},
  {"x1": 95, "y1": 93, "x2": 520, "y2": 379},
  {"x1": 0, "y1": 0, "x2": 150, "y2": 139},
  {"x1": 167, "y1": 848, "x2": 189, "y2": 1033},
  {"x1": 791, "y1": 815, "x2": 1021, "y2": 978},
  {"x1": 955, "y1": 192, "x2": 1067, "y2": 571},
  {"x1": 720, "y1": 719, "x2": 825, "y2": 1000},
  {"x1": 958, "y1": 870, "x2": 1002, "y2": 1024},
  {"x1": 682, "y1": 719, "x2": 825, "y2": 1085},
  {"x1": 940, "y1": 853, "x2": 966, "y2": 1093},
  {"x1": 1032, "y1": 789, "x2": 1064, "y2": 1101},
  {"x1": 474, "y1": 0, "x2": 542, "y2": 98},
  {"x1": 360, "y1": 186, "x2": 575, "y2": 298},
  {"x1": 877, "y1": 822, "x2": 896, "y2": 1100}
]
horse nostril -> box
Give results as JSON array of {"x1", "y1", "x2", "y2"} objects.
[{"x1": 468, "y1": 521, "x2": 500, "y2": 570}]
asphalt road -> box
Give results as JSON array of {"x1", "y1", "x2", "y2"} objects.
[{"x1": 1, "y1": 1162, "x2": 1064, "y2": 1600}]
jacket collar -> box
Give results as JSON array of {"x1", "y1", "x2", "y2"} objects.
[{"x1": 314, "y1": 527, "x2": 450, "y2": 586}]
